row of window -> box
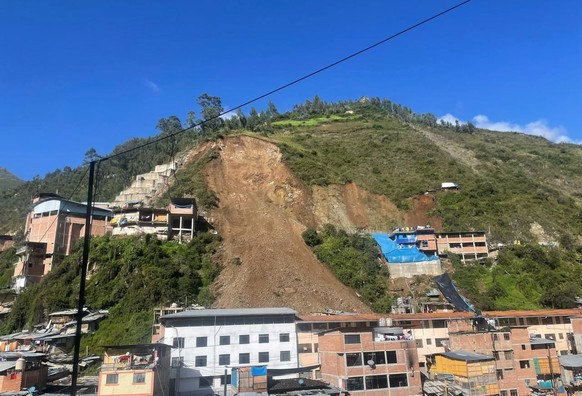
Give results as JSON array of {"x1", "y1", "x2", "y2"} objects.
[
  {"x1": 168, "y1": 315, "x2": 295, "y2": 327},
  {"x1": 500, "y1": 390, "x2": 518, "y2": 396},
  {"x1": 346, "y1": 374, "x2": 408, "y2": 391},
  {"x1": 105, "y1": 373, "x2": 145, "y2": 385},
  {"x1": 173, "y1": 333, "x2": 290, "y2": 348},
  {"x1": 171, "y1": 351, "x2": 292, "y2": 367},
  {"x1": 346, "y1": 351, "x2": 398, "y2": 366}
]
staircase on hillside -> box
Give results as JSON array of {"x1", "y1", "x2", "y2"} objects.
[{"x1": 111, "y1": 162, "x2": 178, "y2": 208}]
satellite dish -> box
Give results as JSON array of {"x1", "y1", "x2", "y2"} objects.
[
  {"x1": 298, "y1": 379, "x2": 305, "y2": 386},
  {"x1": 367, "y1": 360, "x2": 376, "y2": 367}
]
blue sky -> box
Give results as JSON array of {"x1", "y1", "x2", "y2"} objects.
[{"x1": 1, "y1": 1, "x2": 581, "y2": 180}]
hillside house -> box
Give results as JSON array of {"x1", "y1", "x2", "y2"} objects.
[
  {"x1": 435, "y1": 231, "x2": 489, "y2": 261},
  {"x1": 372, "y1": 231, "x2": 442, "y2": 278},
  {"x1": 24, "y1": 193, "x2": 112, "y2": 274},
  {"x1": 98, "y1": 343, "x2": 171, "y2": 396},
  {"x1": 168, "y1": 198, "x2": 197, "y2": 242},
  {"x1": 12, "y1": 242, "x2": 46, "y2": 292}
]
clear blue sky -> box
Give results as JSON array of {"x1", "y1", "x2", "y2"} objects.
[{"x1": 1, "y1": 1, "x2": 581, "y2": 180}]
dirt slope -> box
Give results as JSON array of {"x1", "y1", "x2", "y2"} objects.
[{"x1": 199, "y1": 135, "x2": 439, "y2": 313}]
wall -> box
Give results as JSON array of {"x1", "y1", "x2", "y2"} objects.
[
  {"x1": 387, "y1": 260, "x2": 442, "y2": 278},
  {"x1": 98, "y1": 370, "x2": 154, "y2": 396}
]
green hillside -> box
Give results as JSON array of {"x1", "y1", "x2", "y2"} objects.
[{"x1": 0, "y1": 168, "x2": 23, "y2": 193}]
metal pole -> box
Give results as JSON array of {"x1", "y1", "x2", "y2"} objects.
[
  {"x1": 70, "y1": 160, "x2": 96, "y2": 396},
  {"x1": 223, "y1": 368, "x2": 228, "y2": 396}
]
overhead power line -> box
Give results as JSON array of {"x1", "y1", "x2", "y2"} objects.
[{"x1": 102, "y1": 0, "x2": 472, "y2": 163}]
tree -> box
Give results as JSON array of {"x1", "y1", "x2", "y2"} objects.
[
  {"x1": 247, "y1": 107, "x2": 260, "y2": 131},
  {"x1": 197, "y1": 94, "x2": 224, "y2": 134},
  {"x1": 83, "y1": 148, "x2": 101, "y2": 165},
  {"x1": 156, "y1": 116, "x2": 183, "y2": 136}
]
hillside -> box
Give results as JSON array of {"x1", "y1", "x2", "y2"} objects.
[
  {"x1": 0, "y1": 96, "x2": 581, "y2": 340},
  {"x1": 0, "y1": 168, "x2": 23, "y2": 193}
]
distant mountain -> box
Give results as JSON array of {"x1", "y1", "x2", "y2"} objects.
[{"x1": 0, "y1": 168, "x2": 23, "y2": 192}]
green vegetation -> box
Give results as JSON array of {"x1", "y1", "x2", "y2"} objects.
[
  {"x1": 0, "y1": 168, "x2": 23, "y2": 192},
  {"x1": 451, "y1": 243, "x2": 582, "y2": 311},
  {"x1": 0, "y1": 247, "x2": 17, "y2": 289},
  {"x1": 0, "y1": 233, "x2": 220, "y2": 354},
  {"x1": 302, "y1": 225, "x2": 392, "y2": 313}
]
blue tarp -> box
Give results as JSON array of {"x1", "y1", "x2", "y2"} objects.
[{"x1": 372, "y1": 233, "x2": 439, "y2": 263}]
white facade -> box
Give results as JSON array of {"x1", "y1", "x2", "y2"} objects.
[{"x1": 161, "y1": 308, "x2": 299, "y2": 396}]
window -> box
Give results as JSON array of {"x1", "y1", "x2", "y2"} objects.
[
  {"x1": 364, "y1": 351, "x2": 386, "y2": 365},
  {"x1": 510, "y1": 390, "x2": 518, "y2": 396},
  {"x1": 493, "y1": 351, "x2": 500, "y2": 360},
  {"x1": 545, "y1": 334, "x2": 556, "y2": 341},
  {"x1": 521, "y1": 344, "x2": 527, "y2": 350},
  {"x1": 500, "y1": 391, "x2": 508, "y2": 396},
  {"x1": 493, "y1": 334, "x2": 499, "y2": 341},
  {"x1": 133, "y1": 373, "x2": 146, "y2": 383},
  {"x1": 366, "y1": 375, "x2": 388, "y2": 389},
  {"x1": 219, "y1": 354, "x2": 230, "y2": 365},
  {"x1": 527, "y1": 317, "x2": 539, "y2": 326},
  {"x1": 171, "y1": 357, "x2": 183, "y2": 367},
  {"x1": 504, "y1": 351, "x2": 513, "y2": 360},
  {"x1": 195, "y1": 355, "x2": 207, "y2": 367},
  {"x1": 173, "y1": 337, "x2": 184, "y2": 348},
  {"x1": 298, "y1": 343, "x2": 312, "y2": 353},
  {"x1": 497, "y1": 370, "x2": 504, "y2": 380},
  {"x1": 259, "y1": 352, "x2": 269, "y2": 363},
  {"x1": 297, "y1": 323, "x2": 311, "y2": 332},
  {"x1": 280, "y1": 333, "x2": 290, "y2": 342},
  {"x1": 280, "y1": 351, "x2": 291, "y2": 362},
  {"x1": 346, "y1": 377, "x2": 364, "y2": 391},
  {"x1": 196, "y1": 336, "x2": 207, "y2": 347},
  {"x1": 559, "y1": 333, "x2": 564, "y2": 340},
  {"x1": 220, "y1": 335, "x2": 230, "y2": 345},
  {"x1": 389, "y1": 373, "x2": 408, "y2": 388},
  {"x1": 346, "y1": 353, "x2": 363, "y2": 367},
  {"x1": 415, "y1": 339, "x2": 423, "y2": 348},
  {"x1": 106, "y1": 374, "x2": 118, "y2": 385},
  {"x1": 259, "y1": 334, "x2": 269, "y2": 344},
  {"x1": 519, "y1": 360, "x2": 530, "y2": 369},
  {"x1": 432, "y1": 320, "x2": 447, "y2": 328},
  {"x1": 220, "y1": 375, "x2": 232, "y2": 386},
  {"x1": 239, "y1": 353, "x2": 250, "y2": 364},
  {"x1": 435, "y1": 338, "x2": 448, "y2": 347},
  {"x1": 199, "y1": 376, "x2": 213, "y2": 387},
  {"x1": 344, "y1": 334, "x2": 360, "y2": 344},
  {"x1": 239, "y1": 334, "x2": 250, "y2": 344},
  {"x1": 386, "y1": 351, "x2": 397, "y2": 364},
  {"x1": 426, "y1": 338, "x2": 432, "y2": 345},
  {"x1": 504, "y1": 333, "x2": 511, "y2": 340}
]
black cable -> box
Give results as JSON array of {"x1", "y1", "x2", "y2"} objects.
[{"x1": 101, "y1": 0, "x2": 472, "y2": 163}]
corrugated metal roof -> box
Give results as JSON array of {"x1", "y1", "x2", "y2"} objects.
[
  {"x1": 559, "y1": 354, "x2": 582, "y2": 368},
  {"x1": 442, "y1": 351, "x2": 494, "y2": 362},
  {"x1": 0, "y1": 361, "x2": 16, "y2": 372},
  {"x1": 161, "y1": 307, "x2": 297, "y2": 320}
]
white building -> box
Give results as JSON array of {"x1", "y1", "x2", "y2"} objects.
[{"x1": 160, "y1": 307, "x2": 299, "y2": 396}]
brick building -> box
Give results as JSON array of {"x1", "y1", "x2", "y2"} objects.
[{"x1": 318, "y1": 327, "x2": 421, "y2": 395}]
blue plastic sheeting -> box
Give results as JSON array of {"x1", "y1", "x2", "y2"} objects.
[
  {"x1": 251, "y1": 366, "x2": 267, "y2": 376},
  {"x1": 373, "y1": 233, "x2": 439, "y2": 263}
]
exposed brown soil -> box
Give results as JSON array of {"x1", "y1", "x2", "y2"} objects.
[
  {"x1": 183, "y1": 135, "x2": 445, "y2": 313},
  {"x1": 405, "y1": 194, "x2": 443, "y2": 231}
]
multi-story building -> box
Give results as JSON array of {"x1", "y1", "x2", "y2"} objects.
[
  {"x1": 12, "y1": 242, "x2": 46, "y2": 292},
  {"x1": 435, "y1": 231, "x2": 489, "y2": 261},
  {"x1": 160, "y1": 308, "x2": 298, "y2": 396},
  {"x1": 23, "y1": 193, "x2": 112, "y2": 274},
  {"x1": 318, "y1": 326, "x2": 421, "y2": 395},
  {"x1": 98, "y1": 343, "x2": 171, "y2": 396}
]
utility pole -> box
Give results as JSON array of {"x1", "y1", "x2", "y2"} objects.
[{"x1": 70, "y1": 160, "x2": 96, "y2": 396}]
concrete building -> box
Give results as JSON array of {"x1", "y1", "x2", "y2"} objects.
[
  {"x1": 23, "y1": 193, "x2": 112, "y2": 274},
  {"x1": 435, "y1": 231, "x2": 489, "y2": 261},
  {"x1": 168, "y1": 198, "x2": 197, "y2": 242},
  {"x1": 111, "y1": 206, "x2": 169, "y2": 238},
  {"x1": 98, "y1": 343, "x2": 171, "y2": 396},
  {"x1": 12, "y1": 242, "x2": 46, "y2": 292},
  {"x1": 160, "y1": 308, "x2": 298, "y2": 396},
  {"x1": 318, "y1": 327, "x2": 421, "y2": 395}
]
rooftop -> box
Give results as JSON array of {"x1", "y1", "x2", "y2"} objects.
[
  {"x1": 559, "y1": 354, "x2": 582, "y2": 368},
  {"x1": 161, "y1": 307, "x2": 297, "y2": 320},
  {"x1": 441, "y1": 351, "x2": 494, "y2": 362}
]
